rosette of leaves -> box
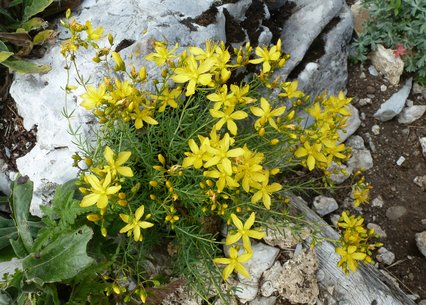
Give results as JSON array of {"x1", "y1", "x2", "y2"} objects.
[{"x1": 0, "y1": 0, "x2": 79, "y2": 74}]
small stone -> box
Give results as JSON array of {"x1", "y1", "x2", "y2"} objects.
[
  {"x1": 376, "y1": 247, "x2": 395, "y2": 265},
  {"x1": 369, "y1": 44, "x2": 404, "y2": 85},
  {"x1": 347, "y1": 148, "x2": 374, "y2": 171},
  {"x1": 396, "y1": 156, "x2": 405, "y2": 166},
  {"x1": 351, "y1": 0, "x2": 369, "y2": 36},
  {"x1": 263, "y1": 225, "x2": 299, "y2": 249},
  {"x1": 364, "y1": 132, "x2": 376, "y2": 153},
  {"x1": 413, "y1": 176, "x2": 426, "y2": 191},
  {"x1": 418, "y1": 299, "x2": 426, "y2": 305},
  {"x1": 386, "y1": 206, "x2": 407, "y2": 220},
  {"x1": 236, "y1": 282, "x2": 258, "y2": 303},
  {"x1": 346, "y1": 135, "x2": 365, "y2": 150},
  {"x1": 415, "y1": 231, "x2": 426, "y2": 258},
  {"x1": 421, "y1": 219, "x2": 426, "y2": 226},
  {"x1": 419, "y1": 137, "x2": 426, "y2": 157},
  {"x1": 412, "y1": 82, "x2": 426, "y2": 98},
  {"x1": 371, "y1": 195, "x2": 384, "y2": 207},
  {"x1": 371, "y1": 124, "x2": 380, "y2": 135},
  {"x1": 366, "y1": 85, "x2": 376, "y2": 94},
  {"x1": 360, "y1": 72, "x2": 366, "y2": 79},
  {"x1": 337, "y1": 104, "x2": 361, "y2": 143},
  {"x1": 406, "y1": 99, "x2": 414, "y2": 107},
  {"x1": 249, "y1": 296, "x2": 277, "y2": 305},
  {"x1": 239, "y1": 243, "x2": 280, "y2": 282},
  {"x1": 374, "y1": 78, "x2": 413, "y2": 121},
  {"x1": 358, "y1": 97, "x2": 372, "y2": 106},
  {"x1": 380, "y1": 84, "x2": 387, "y2": 92},
  {"x1": 330, "y1": 214, "x2": 340, "y2": 226},
  {"x1": 397, "y1": 105, "x2": 426, "y2": 124},
  {"x1": 367, "y1": 223, "x2": 387, "y2": 238},
  {"x1": 313, "y1": 196, "x2": 339, "y2": 216},
  {"x1": 368, "y1": 65, "x2": 379, "y2": 77},
  {"x1": 327, "y1": 162, "x2": 352, "y2": 185}
]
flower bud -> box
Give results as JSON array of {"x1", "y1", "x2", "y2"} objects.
[{"x1": 111, "y1": 51, "x2": 125, "y2": 71}]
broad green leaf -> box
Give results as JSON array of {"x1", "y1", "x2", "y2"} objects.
[
  {"x1": 10, "y1": 176, "x2": 33, "y2": 253},
  {"x1": 0, "y1": 292, "x2": 12, "y2": 305},
  {"x1": 0, "y1": 51, "x2": 13, "y2": 63},
  {"x1": 9, "y1": 237, "x2": 28, "y2": 258},
  {"x1": 0, "y1": 41, "x2": 8, "y2": 52},
  {"x1": 2, "y1": 58, "x2": 51, "y2": 74},
  {"x1": 33, "y1": 29, "x2": 56, "y2": 45},
  {"x1": 23, "y1": 226, "x2": 94, "y2": 284},
  {"x1": 22, "y1": 0, "x2": 54, "y2": 21},
  {"x1": 0, "y1": 216, "x2": 18, "y2": 250},
  {"x1": 20, "y1": 17, "x2": 47, "y2": 31}
]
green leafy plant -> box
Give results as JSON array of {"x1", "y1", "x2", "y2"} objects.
[
  {"x1": 0, "y1": 0, "x2": 62, "y2": 73},
  {"x1": 0, "y1": 12, "x2": 382, "y2": 305},
  {"x1": 351, "y1": 0, "x2": 426, "y2": 82}
]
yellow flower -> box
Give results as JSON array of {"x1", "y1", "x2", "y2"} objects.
[
  {"x1": 338, "y1": 211, "x2": 366, "y2": 233},
  {"x1": 171, "y1": 56, "x2": 214, "y2": 96},
  {"x1": 80, "y1": 84, "x2": 108, "y2": 110},
  {"x1": 230, "y1": 84, "x2": 255, "y2": 105},
  {"x1": 207, "y1": 84, "x2": 236, "y2": 109},
  {"x1": 182, "y1": 137, "x2": 211, "y2": 169},
  {"x1": 204, "y1": 133, "x2": 244, "y2": 175},
  {"x1": 294, "y1": 141, "x2": 328, "y2": 171},
  {"x1": 119, "y1": 205, "x2": 154, "y2": 242},
  {"x1": 209, "y1": 105, "x2": 248, "y2": 135},
  {"x1": 279, "y1": 80, "x2": 304, "y2": 99},
  {"x1": 85, "y1": 20, "x2": 104, "y2": 41},
  {"x1": 204, "y1": 164, "x2": 239, "y2": 192},
  {"x1": 152, "y1": 86, "x2": 182, "y2": 112},
  {"x1": 145, "y1": 41, "x2": 178, "y2": 66},
  {"x1": 352, "y1": 182, "x2": 371, "y2": 207},
  {"x1": 111, "y1": 51, "x2": 125, "y2": 71},
  {"x1": 336, "y1": 245, "x2": 366, "y2": 273},
  {"x1": 250, "y1": 171, "x2": 282, "y2": 209},
  {"x1": 103, "y1": 146, "x2": 133, "y2": 177},
  {"x1": 250, "y1": 97, "x2": 286, "y2": 130},
  {"x1": 234, "y1": 145, "x2": 265, "y2": 193},
  {"x1": 131, "y1": 105, "x2": 159, "y2": 129},
  {"x1": 249, "y1": 39, "x2": 281, "y2": 73},
  {"x1": 80, "y1": 171, "x2": 121, "y2": 209},
  {"x1": 225, "y1": 212, "x2": 265, "y2": 251},
  {"x1": 213, "y1": 247, "x2": 252, "y2": 280}
]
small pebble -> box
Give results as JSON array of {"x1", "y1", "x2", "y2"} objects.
[
  {"x1": 372, "y1": 195, "x2": 384, "y2": 208},
  {"x1": 360, "y1": 72, "x2": 366, "y2": 79},
  {"x1": 371, "y1": 125, "x2": 380, "y2": 135},
  {"x1": 360, "y1": 112, "x2": 366, "y2": 120},
  {"x1": 396, "y1": 156, "x2": 405, "y2": 166},
  {"x1": 380, "y1": 84, "x2": 387, "y2": 92},
  {"x1": 358, "y1": 98, "x2": 372, "y2": 106},
  {"x1": 366, "y1": 85, "x2": 375, "y2": 94},
  {"x1": 368, "y1": 65, "x2": 379, "y2": 76},
  {"x1": 406, "y1": 99, "x2": 414, "y2": 107},
  {"x1": 386, "y1": 205, "x2": 407, "y2": 220},
  {"x1": 367, "y1": 223, "x2": 387, "y2": 238}
]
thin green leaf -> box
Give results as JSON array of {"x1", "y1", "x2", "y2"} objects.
[
  {"x1": 2, "y1": 58, "x2": 51, "y2": 74},
  {"x1": 0, "y1": 41, "x2": 8, "y2": 52},
  {"x1": 22, "y1": 0, "x2": 54, "y2": 21},
  {"x1": 33, "y1": 29, "x2": 56, "y2": 45},
  {"x1": 23, "y1": 226, "x2": 94, "y2": 284}
]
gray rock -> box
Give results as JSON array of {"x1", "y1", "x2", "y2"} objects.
[
  {"x1": 236, "y1": 282, "x2": 259, "y2": 303},
  {"x1": 419, "y1": 137, "x2": 426, "y2": 157},
  {"x1": 313, "y1": 196, "x2": 339, "y2": 216},
  {"x1": 296, "y1": 4, "x2": 353, "y2": 98},
  {"x1": 418, "y1": 299, "x2": 426, "y2": 305},
  {"x1": 371, "y1": 124, "x2": 380, "y2": 135},
  {"x1": 373, "y1": 78, "x2": 413, "y2": 121},
  {"x1": 278, "y1": 0, "x2": 344, "y2": 81},
  {"x1": 415, "y1": 231, "x2": 426, "y2": 258},
  {"x1": 380, "y1": 84, "x2": 387, "y2": 92},
  {"x1": 358, "y1": 97, "x2": 372, "y2": 106},
  {"x1": 412, "y1": 82, "x2": 426, "y2": 98},
  {"x1": 397, "y1": 105, "x2": 426, "y2": 124},
  {"x1": 413, "y1": 176, "x2": 426, "y2": 191},
  {"x1": 347, "y1": 149, "x2": 373, "y2": 171},
  {"x1": 249, "y1": 296, "x2": 277, "y2": 305},
  {"x1": 386, "y1": 206, "x2": 407, "y2": 220},
  {"x1": 327, "y1": 162, "x2": 352, "y2": 185},
  {"x1": 368, "y1": 65, "x2": 379, "y2": 76},
  {"x1": 330, "y1": 214, "x2": 341, "y2": 226},
  {"x1": 0, "y1": 159, "x2": 10, "y2": 196},
  {"x1": 369, "y1": 44, "x2": 404, "y2": 85},
  {"x1": 367, "y1": 223, "x2": 387, "y2": 238},
  {"x1": 371, "y1": 195, "x2": 384, "y2": 208},
  {"x1": 376, "y1": 247, "x2": 395, "y2": 265},
  {"x1": 338, "y1": 104, "x2": 361, "y2": 143}
]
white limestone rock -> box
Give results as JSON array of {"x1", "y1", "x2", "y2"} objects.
[
  {"x1": 236, "y1": 282, "x2": 259, "y2": 303},
  {"x1": 338, "y1": 104, "x2": 361, "y2": 143},
  {"x1": 249, "y1": 296, "x2": 277, "y2": 305},
  {"x1": 10, "y1": 0, "x2": 229, "y2": 215},
  {"x1": 415, "y1": 231, "x2": 426, "y2": 258},
  {"x1": 346, "y1": 135, "x2": 373, "y2": 171},
  {"x1": 313, "y1": 196, "x2": 338, "y2": 216},
  {"x1": 0, "y1": 258, "x2": 22, "y2": 279},
  {"x1": 369, "y1": 44, "x2": 404, "y2": 85},
  {"x1": 374, "y1": 78, "x2": 413, "y2": 122},
  {"x1": 376, "y1": 247, "x2": 395, "y2": 265},
  {"x1": 278, "y1": 0, "x2": 344, "y2": 80},
  {"x1": 367, "y1": 223, "x2": 387, "y2": 239},
  {"x1": 260, "y1": 249, "x2": 319, "y2": 305},
  {"x1": 296, "y1": 4, "x2": 353, "y2": 98},
  {"x1": 419, "y1": 137, "x2": 426, "y2": 157},
  {"x1": 327, "y1": 162, "x2": 352, "y2": 185},
  {"x1": 397, "y1": 105, "x2": 426, "y2": 124},
  {"x1": 263, "y1": 223, "x2": 310, "y2": 249}
]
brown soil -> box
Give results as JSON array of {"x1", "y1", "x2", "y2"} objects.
[{"x1": 342, "y1": 62, "x2": 426, "y2": 299}]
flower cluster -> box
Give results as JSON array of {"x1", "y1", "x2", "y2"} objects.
[
  {"x1": 335, "y1": 211, "x2": 382, "y2": 274},
  {"x1": 60, "y1": 12, "x2": 368, "y2": 303}
]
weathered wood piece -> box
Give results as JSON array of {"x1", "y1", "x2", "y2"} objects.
[{"x1": 289, "y1": 195, "x2": 416, "y2": 305}]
